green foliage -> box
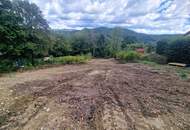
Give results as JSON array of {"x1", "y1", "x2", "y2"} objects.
[
  {"x1": 141, "y1": 53, "x2": 168, "y2": 64},
  {"x1": 116, "y1": 51, "x2": 140, "y2": 62},
  {"x1": 156, "y1": 40, "x2": 168, "y2": 55},
  {"x1": 0, "y1": 114, "x2": 8, "y2": 126},
  {"x1": 156, "y1": 37, "x2": 190, "y2": 64},
  {"x1": 12, "y1": 0, "x2": 49, "y2": 30},
  {"x1": 94, "y1": 34, "x2": 108, "y2": 57},
  {"x1": 138, "y1": 60, "x2": 158, "y2": 66},
  {"x1": 0, "y1": 0, "x2": 50, "y2": 71},
  {"x1": 1, "y1": 0, "x2": 188, "y2": 73},
  {"x1": 49, "y1": 36, "x2": 71, "y2": 57},
  {"x1": 0, "y1": 59, "x2": 15, "y2": 72},
  {"x1": 167, "y1": 37, "x2": 190, "y2": 64},
  {"x1": 46, "y1": 55, "x2": 91, "y2": 65},
  {"x1": 145, "y1": 44, "x2": 155, "y2": 53},
  {"x1": 121, "y1": 36, "x2": 137, "y2": 49},
  {"x1": 109, "y1": 28, "x2": 123, "y2": 53},
  {"x1": 71, "y1": 36, "x2": 91, "y2": 55},
  {"x1": 176, "y1": 68, "x2": 190, "y2": 80},
  {"x1": 125, "y1": 43, "x2": 145, "y2": 51},
  {"x1": 0, "y1": 55, "x2": 91, "y2": 72},
  {"x1": 178, "y1": 71, "x2": 188, "y2": 80}
]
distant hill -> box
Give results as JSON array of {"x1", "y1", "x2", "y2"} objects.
[
  {"x1": 52, "y1": 27, "x2": 182, "y2": 44},
  {"x1": 185, "y1": 31, "x2": 190, "y2": 36}
]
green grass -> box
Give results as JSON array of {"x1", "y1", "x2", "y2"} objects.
[
  {"x1": 178, "y1": 72, "x2": 188, "y2": 79},
  {"x1": 0, "y1": 114, "x2": 8, "y2": 126},
  {"x1": 138, "y1": 60, "x2": 158, "y2": 66},
  {"x1": 46, "y1": 55, "x2": 91, "y2": 65},
  {"x1": 139, "y1": 60, "x2": 190, "y2": 80},
  {"x1": 176, "y1": 68, "x2": 190, "y2": 80}
]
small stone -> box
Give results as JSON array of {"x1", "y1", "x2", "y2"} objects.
[{"x1": 46, "y1": 108, "x2": 50, "y2": 112}]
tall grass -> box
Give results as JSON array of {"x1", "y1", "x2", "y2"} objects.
[{"x1": 46, "y1": 55, "x2": 91, "y2": 65}]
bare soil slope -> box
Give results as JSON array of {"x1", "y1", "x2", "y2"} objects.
[{"x1": 0, "y1": 59, "x2": 190, "y2": 130}]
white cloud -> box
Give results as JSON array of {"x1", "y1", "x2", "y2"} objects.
[{"x1": 29, "y1": 0, "x2": 190, "y2": 34}]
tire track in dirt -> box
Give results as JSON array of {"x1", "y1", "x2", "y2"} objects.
[
  {"x1": 1, "y1": 59, "x2": 190, "y2": 130},
  {"x1": 85, "y1": 68, "x2": 135, "y2": 130}
]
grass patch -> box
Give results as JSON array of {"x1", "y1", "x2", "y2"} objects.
[
  {"x1": 178, "y1": 72, "x2": 188, "y2": 79},
  {"x1": 46, "y1": 55, "x2": 91, "y2": 65},
  {"x1": 0, "y1": 114, "x2": 8, "y2": 126},
  {"x1": 139, "y1": 60, "x2": 190, "y2": 80},
  {"x1": 176, "y1": 68, "x2": 190, "y2": 80},
  {"x1": 138, "y1": 60, "x2": 158, "y2": 66}
]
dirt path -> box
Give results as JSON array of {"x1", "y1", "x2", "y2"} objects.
[{"x1": 0, "y1": 59, "x2": 190, "y2": 130}]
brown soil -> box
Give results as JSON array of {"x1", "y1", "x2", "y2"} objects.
[{"x1": 0, "y1": 59, "x2": 190, "y2": 130}]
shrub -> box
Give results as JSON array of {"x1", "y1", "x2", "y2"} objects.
[
  {"x1": 0, "y1": 59, "x2": 15, "y2": 72},
  {"x1": 156, "y1": 37, "x2": 190, "y2": 64},
  {"x1": 167, "y1": 37, "x2": 190, "y2": 64},
  {"x1": 116, "y1": 51, "x2": 140, "y2": 62},
  {"x1": 0, "y1": 55, "x2": 91, "y2": 73},
  {"x1": 141, "y1": 53, "x2": 167, "y2": 64}
]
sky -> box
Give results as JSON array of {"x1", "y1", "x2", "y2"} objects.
[{"x1": 29, "y1": 0, "x2": 190, "y2": 34}]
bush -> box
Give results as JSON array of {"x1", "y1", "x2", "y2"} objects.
[
  {"x1": 0, "y1": 55, "x2": 91, "y2": 73},
  {"x1": 0, "y1": 60, "x2": 15, "y2": 72},
  {"x1": 141, "y1": 53, "x2": 167, "y2": 64},
  {"x1": 167, "y1": 37, "x2": 190, "y2": 64},
  {"x1": 116, "y1": 51, "x2": 140, "y2": 62},
  {"x1": 156, "y1": 37, "x2": 190, "y2": 64}
]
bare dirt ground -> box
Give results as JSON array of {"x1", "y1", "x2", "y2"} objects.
[{"x1": 0, "y1": 59, "x2": 190, "y2": 130}]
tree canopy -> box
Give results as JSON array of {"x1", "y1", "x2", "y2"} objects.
[{"x1": 0, "y1": 0, "x2": 50, "y2": 67}]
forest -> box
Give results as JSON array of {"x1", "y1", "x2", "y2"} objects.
[{"x1": 0, "y1": 0, "x2": 190, "y2": 72}]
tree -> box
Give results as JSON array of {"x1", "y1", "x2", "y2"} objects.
[
  {"x1": 0, "y1": 0, "x2": 50, "y2": 68},
  {"x1": 167, "y1": 37, "x2": 190, "y2": 64},
  {"x1": 71, "y1": 36, "x2": 91, "y2": 55},
  {"x1": 108, "y1": 28, "x2": 123, "y2": 56},
  {"x1": 0, "y1": 0, "x2": 26, "y2": 62},
  {"x1": 88, "y1": 30, "x2": 97, "y2": 57},
  {"x1": 94, "y1": 34, "x2": 107, "y2": 57},
  {"x1": 50, "y1": 36, "x2": 71, "y2": 57},
  {"x1": 12, "y1": 0, "x2": 50, "y2": 64},
  {"x1": 12, "y1": 0, "x2": 49, "y2": 30},
  {"x1": 156, "y1": 40, "x2": 168, "y2": 55},
  {"x1": 121, "y1": 36, "x2": 136, "y2": 49},
  {"x1": 146, "y1": 44, "x2": 155, "y2": 53}
]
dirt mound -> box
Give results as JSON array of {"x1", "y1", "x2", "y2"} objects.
[{"x1": 1, "y1": 59, "x2": 190, "y2": 130}]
